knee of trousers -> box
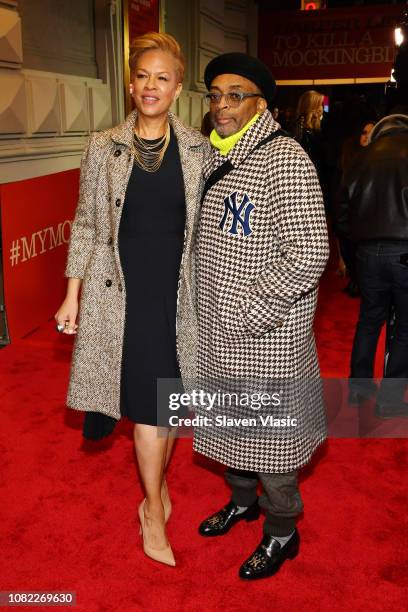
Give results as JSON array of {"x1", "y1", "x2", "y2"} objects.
[{"x1": 258, "y1": 473, "x2": 304, "y2": 517}]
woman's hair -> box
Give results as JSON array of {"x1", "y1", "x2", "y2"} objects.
[
  {"x1": 129, "y1": 32, "x2": 185, "y2": 82},
  {"x1": 295, "y1": 90, "x2": 324, "y2": 131}
]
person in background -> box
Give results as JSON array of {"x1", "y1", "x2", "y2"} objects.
[
  {"x1": 55, "y1": 32, "x2": 209, "y2": 567},
  {"x1": 337, "y1": 112, "x2": 408, "y2": 416},
  {"x1": 278, "y1": 107, "x2": 294, "y2": 132},
  {"x1": 359, "y1": 121, "x2": 375, "y2": 147},
  {"x1": 335, "y1": 120, "x2": 376, "y2": 297},
  {"x1": 292, "y1": 91, "x2": 324, "y2": 166},
  {"x1": 340, "y1": 120, "x2": 375, "y2": 171},
  {"x1": 292, "y1": 90, "x2": 330, "y2": 212}
]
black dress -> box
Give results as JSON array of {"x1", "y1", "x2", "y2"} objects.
[{"x1": 83, "y1": 127, "x2": 185, "y2": 439}]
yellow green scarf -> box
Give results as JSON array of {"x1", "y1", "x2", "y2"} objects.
[{"x1": 210, "y1": 113, "x2": 260, "y2": 156}]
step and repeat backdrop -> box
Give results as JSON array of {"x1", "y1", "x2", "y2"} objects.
[{"x1": 0, "y1": 171, "x2": 78, "y2": 340}]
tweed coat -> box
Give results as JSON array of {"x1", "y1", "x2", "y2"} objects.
[
  {"x1": 65, "y1": 111, "x2": 209, "y2": 420},
  {"x1": 193, "y1": 110, "x2": 330, "y2": 473}
]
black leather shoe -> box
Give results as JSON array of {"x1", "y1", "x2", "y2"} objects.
[
  {"x1": 198, "y1": 500, "x2": 260, "y2": 537},
  {"x1": 239, "y1": 530, "x2": 300, "y2": 580},
  {"x1": 375, "y1": 403, "x2": 408, "y2": 419}
]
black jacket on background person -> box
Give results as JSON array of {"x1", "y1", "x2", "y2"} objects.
[
  {"x1": 336, "y1": 114, "x2": 408, "y2": 241},
  {"x1": 292, "y1": 121, "x2": 331, "y2": 212}
]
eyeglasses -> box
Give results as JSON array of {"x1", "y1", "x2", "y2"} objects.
[{"x1": 204, "y1": 92, "x2": 265, "y2": 108}]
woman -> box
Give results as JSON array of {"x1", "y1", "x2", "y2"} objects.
[
  {"x1": 55, "y1": 32, "x2": 209, "y2": 567},
  {"x1": 292, "y1": 90, "x2": 325, "y2": 178}
]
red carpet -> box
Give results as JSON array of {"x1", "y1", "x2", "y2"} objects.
[{"x1": 1, "y1": 263, "x2": 407, "y2": 611}]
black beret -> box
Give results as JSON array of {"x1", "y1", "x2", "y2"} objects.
[{"x1": 204, "y1": 53, "x2": 276, "y2": 108}]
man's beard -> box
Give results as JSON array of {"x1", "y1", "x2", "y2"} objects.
[{"x1": 212, "y1": 115, "x2": 237, "y2": 138}]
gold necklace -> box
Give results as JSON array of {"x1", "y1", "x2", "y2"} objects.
[{"x1": 131, "y1": 123, "x2": 170, "y2": 172}]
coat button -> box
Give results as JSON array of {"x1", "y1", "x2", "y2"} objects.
[
  {"x1": 107, "y1": 237, "x2": 113, "y2": 245},
  {"x1": 115, "y1": 198, "x2": 121, "y2": 207},
  {"x1": 118, "y1": 283, "x2": 123, "y2": 292},
  {"x1": 276, "y1": 320, "x2": 283, "y2": 327},
  {"x1": 114, "y1": 149, "x2": 121, "y2": 157},
  {"x1": 105, "y1": 279, "x2": 112, "y2": 287}
]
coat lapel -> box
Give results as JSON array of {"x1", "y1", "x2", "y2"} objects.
[
  {"x1": 109, "y1": 110, "x2": 137, "y2": 148},
  {"x1": 106, "y1": 112, "x2": 137, "y2": 243},
  {"x1": 168, "y1": 112, "x2": 206, "y2": 239}
]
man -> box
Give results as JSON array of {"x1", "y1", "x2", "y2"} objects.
[
  {"x1": 193, "y1": 53, "x2": 329, "y2": 580},
  {"x1": 337, "y1": 113, "x2": 408, "y2": 417}
]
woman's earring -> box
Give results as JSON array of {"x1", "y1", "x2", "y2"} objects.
[{"x1": 129, "y1": 84, "x2": 134, "y2": 95}]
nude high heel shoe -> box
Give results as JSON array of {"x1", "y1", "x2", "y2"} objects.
[{"x1": 138, "y1": 500, "x2": 176, "y2": 567}]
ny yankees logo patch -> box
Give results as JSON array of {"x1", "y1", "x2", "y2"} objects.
[{"x1": 219, "y1": 191, "x2": 255, "y2": 237}]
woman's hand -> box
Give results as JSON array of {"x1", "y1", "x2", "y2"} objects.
[
  {"x1": 55, "y1": 296, "x2": 78, "y2": 334},
  {"x1": 55, "y1": 278, "x2": 82, "y2": 334}
]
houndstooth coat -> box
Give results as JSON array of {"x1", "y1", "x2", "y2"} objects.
[
  {"x1": 64, "y1": 111, "x2": 209, "y2": 420},
  {"x1": 193, "y1": 110, "x2": 330, "y2": 473}
]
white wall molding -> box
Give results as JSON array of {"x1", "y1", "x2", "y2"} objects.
[
  {"x1": 0, "y1": 69, "x2": 112, "y2": 139},
  {"x1": 60, "y1": 81, "x2": 89, "y2": 133},
  {"x1": 0, "y1": 68, "x2": 111, "y2": 183},
  {"x1": 89, "y1": 83, "x2": 113, "y2": 131},
  {"x1": 0, "y1": 135, "x2": 88, "y2": 157},
  {"x1": 28, "y1": 75, "x2": 60, "y2": 133},
  {"x1": 200, "y1": 0, "x2": 224, "y2": 26},
  {"x1": 199, "y1": 13, "x2": 225, "y2": 54},
  {"x1": 0, "y1": 3, "x2": 22, "y2": 69},
  {"x1": 0, "y1": 71, "x2": 27, "y2": 134},
  {"x1": 0, "y1": 151, "x2": 83, "y2": 184}
]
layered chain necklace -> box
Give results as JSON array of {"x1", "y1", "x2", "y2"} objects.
[{"x1": 131, "y1": 123, "x2": 170, "y2": 173}]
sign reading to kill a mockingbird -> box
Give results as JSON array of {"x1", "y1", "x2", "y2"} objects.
[{"x1": 259, "y1": 3, "x2": 404, "y2": 81}]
